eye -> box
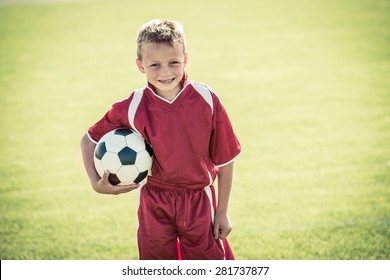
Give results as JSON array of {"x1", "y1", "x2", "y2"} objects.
[
  {"x1": 150, "y1": 63, "x2": 159, "y2": 68},
  {"x1": 170, "y1": 61, "x2": 180, "y2": 65}
]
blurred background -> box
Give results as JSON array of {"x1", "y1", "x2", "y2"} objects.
[{"x1": 0, "y1": 0, "x2": 389, "y2": 259}]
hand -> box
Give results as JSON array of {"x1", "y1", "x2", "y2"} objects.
[
  {"x1": 93, "y1": 170, "x2": 139, "y2": 195},
  {"x1": 213, "y1": 213, "x2": 233, "y2": 240}
]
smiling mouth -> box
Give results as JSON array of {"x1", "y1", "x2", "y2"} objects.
[{"x1": 158, "y1": 78, "x2": 175, "y2": 84}]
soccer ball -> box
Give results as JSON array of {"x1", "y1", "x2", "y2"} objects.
[{"x1": 93, "y1": 128, "x2": 153, "y2": 185}]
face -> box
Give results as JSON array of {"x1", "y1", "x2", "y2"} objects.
[{"x1": 136, "y1": 42, "x2": 188, "y2": 101}]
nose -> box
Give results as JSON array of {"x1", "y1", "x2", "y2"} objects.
[{"x1": 160, "y1": 65, "x2": 171, "y2": 76}]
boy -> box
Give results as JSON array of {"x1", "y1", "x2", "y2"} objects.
[{"x1": 80, "y1": 19, "x2": 241, "y2": 260}]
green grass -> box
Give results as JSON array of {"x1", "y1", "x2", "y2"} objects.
[{"x1": 0, "y1": 0, "x2": 389, "y2": 259}]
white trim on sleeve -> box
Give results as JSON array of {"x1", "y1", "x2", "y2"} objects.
[
  {"x1": 214, "y1": 150, "x2": 242, "y2": 168},
  {"x1": 86, "y1": 131, "x2": 98, "y2": 144}
]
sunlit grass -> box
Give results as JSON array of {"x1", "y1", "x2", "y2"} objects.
[{"x1": 0, "y1": 0, "x2": 389, "y2": 259}]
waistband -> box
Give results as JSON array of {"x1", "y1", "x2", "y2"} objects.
[{"x1": 145, "y1": 179, "x2": 213, "y2": 192}]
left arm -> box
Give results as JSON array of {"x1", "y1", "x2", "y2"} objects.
[{"x1": 213, "y1": 161, "x2": 234, "y2": 240}]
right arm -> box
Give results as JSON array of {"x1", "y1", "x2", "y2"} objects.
[{"x1": 80, "y1": 133, "x2": 139, "y2": 195}]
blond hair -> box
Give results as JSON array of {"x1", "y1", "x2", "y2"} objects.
[{"x1": 136, "y1": 19, "x2": 186, "y2": 60}]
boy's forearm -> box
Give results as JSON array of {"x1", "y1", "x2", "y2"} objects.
[
  {"x1": 216, "y1": 162, "x2": 234, "y2": 215},
  {"x1": 80, "y1": 133, "x2": 100, "y2": 187}
]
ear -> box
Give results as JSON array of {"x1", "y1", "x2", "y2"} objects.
[
  {"x1": 183, "y1": 52, "x2": 188, "y2": 66},
  {"x1": 136, "y1": 59, "x2": 145, "y2": 73}
]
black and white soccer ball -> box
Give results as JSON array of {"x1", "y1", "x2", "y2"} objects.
[{"x1": 93, "y1": 128, "x2": 154, "y2": 185}]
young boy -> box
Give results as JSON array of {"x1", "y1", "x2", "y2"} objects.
[{"x1": 80, "y1": 19, "x2": 241, "y2": 260}]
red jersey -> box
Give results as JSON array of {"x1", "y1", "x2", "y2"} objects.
[{"x1": 88, "y1": 75, "x2": 241, "y2": 190}]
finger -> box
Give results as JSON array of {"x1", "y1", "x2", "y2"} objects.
[
  {"x1": 118, "y1": 182, "x2": 140, "y2": 190},
  {"x1": 102, "y1": 170, "x2": 110, "y2": 183},
  {"x1": 113, "y1": 183, "x2": 140, "y2": 194},
  {"x1": 213, "y1": 222, "x2": 220, "y2": 240},
  {"x1": 218, "y1": 227, "x2": 232, "y2": 240}
]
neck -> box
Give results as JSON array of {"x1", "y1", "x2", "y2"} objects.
[{"x1": 156, "y1": 88, "x2": 182, "y2": 102}]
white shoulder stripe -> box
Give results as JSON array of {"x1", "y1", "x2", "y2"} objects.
[
  {"x1": 128, "y1": 87, "x2": 145, "y2": 135},
  {"x1": 191, "y1": 81, "x2": 213, "y2": 114}
]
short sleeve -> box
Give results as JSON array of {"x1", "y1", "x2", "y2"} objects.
[
  {"x1": 209, "y1": 96, "x2": 241, "y2": 167},
  {"x1": 87, "y1": 97, "x2": 132, "y2": 143}
]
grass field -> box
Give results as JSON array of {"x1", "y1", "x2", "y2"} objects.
[{"x1": 0, "y1": 0, "x2": 389, "y2": 260}]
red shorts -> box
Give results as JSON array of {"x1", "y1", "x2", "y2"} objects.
[{"x1": 137, "y1": 183, "x2": 235, "y2": 260}]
